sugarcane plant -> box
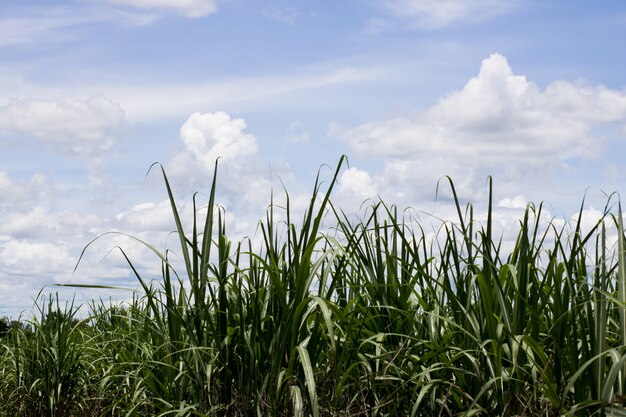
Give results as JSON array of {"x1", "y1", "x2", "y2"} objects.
[{"x1": 1, "y1": 156, "x2": 626, "y2": 416}]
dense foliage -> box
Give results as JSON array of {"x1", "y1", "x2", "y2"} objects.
[{"x1": 2, "y1": 156, "x2": 626, "y2": 416}]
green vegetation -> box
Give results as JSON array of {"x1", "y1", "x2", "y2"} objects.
[{"x1": 2, "y1": 156, "x2": 626, "y2": 416}]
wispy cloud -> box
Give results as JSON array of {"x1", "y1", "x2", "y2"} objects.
[
  {"x1": 103, "y1": 0, "x2": 217, "y2": 18},
  {"x1": 0, "y1": 0, "x2": 219, "y2": 49},
  {"x1": 0, "y1": 12, "x2": 95, "y2": 47},
  {"x1": 379, "y1": 0, "x2": 520, "y2": 29},
  {"x1": 100, "y1": 65, "x2": 384, "y2": 121},
  {"x1": 0, "y1": 6, "x2": 157, "y2": 47},
  {"x1": 286, "y1": 121, "x2": 311, "y2": 143},
  {"x1": 262, "y1": 5, "x2": 299, "y2": 25}
]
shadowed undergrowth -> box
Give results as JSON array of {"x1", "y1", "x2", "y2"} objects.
[{"x1": 2, "y1": 156, "x2": 626, "y2": 416}]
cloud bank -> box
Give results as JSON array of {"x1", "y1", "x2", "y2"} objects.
[
  {"x1": 0, "y1": 94, "x2": 125, "y2": 155},
  {"x1": 336, "y1": 53, "x2": 626, "y2": 200},
  {"x1": 340, "y1": 54, "x2": 626, "y2": 162}
]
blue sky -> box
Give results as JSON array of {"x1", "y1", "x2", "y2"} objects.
[{"x1": 1, "y1": 0, "x2": 626, "y2": 316}]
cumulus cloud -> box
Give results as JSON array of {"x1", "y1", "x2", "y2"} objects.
[
  {"x1": 0, "y1": 171, "x2": 20, "y2": 200},
  {"x1": 338, "y1": 167, "x2": 377, "y2": 200},
  {"x1": 340, "y1": 54, "x2": 626, "y2": 162},
  {"x1": 86, "y1": 110, "x2": 295, "y2": 250},
  {"x1": 179, "y1": 112, "x2": 258, "y2": 165},
  {"x1": 497, "y1": 195, "x2": 527, "y2": 209},
  {"x1": 161, "y1": 111, "x2": 330, "y2": 244},
  {"x1": 0, "y1": 203, "x2": 174, "y2": 317},
  {"x1": 0, "y1": 172, "x2": 53, "y2": 208},
  {"x1": 0, "y1": 240, "x2": 73, "y2": 273},
  {"x1": 166, "y1": 111, "x2": 279, "y2": 234},
  {"x1": 115, "y1": 201, "x2": 180, "y2": 232},
  {"x1": 0, "y1": 94, "x2": 125, "y2": 154},
  {"x1": 381, "y1": 0, "x2": 517, "y2": 28},
  {"x1": 331, "y1": 167, "x2": 379, "y2": 215},
  {"x1": 336, "y1": 53, "x2": 626, "y2": 200},
  {"x1": 0, "y1": 207, "x2": 58, "y2": 239},
  {"x1": 0, "y1": 170, "x2": 140, "y2": 316},
  {"x1": 571, "y1": 207, "x2": 605, "y2": 234},
  {"x1": 0, "y1": 206, "x2": 102, "y2": 240},
  {"x1": 104, "y1": 0, "x2": 217, "y2": 18}
]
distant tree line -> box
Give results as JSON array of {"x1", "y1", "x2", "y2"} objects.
[{"x1": 0, "y1": 317, "x2": 31, "y2": 337}]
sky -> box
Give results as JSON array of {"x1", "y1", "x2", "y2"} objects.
[{"x1": 1, "y1": 0, "x2": 626, "y2": 317}]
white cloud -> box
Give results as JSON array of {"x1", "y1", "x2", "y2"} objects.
[
  {"x1": 0, "y1": 207, "x2": 58, "y2": 239},
  {"x1": 338, "y1": 167, "x2": 377, "y2": 201},
  {"x1": 0, "y1": 240, "x2": 73, "y2": 273},
  {"x1": 180, "y1": 112, "x2": 258, "y2": 165},
  {"x1": 0, "y1": 171, "x2": 18, "y2": 198},
  {"x1": 0, "y1": 171, "x2": 144, "y2": 316},
  {"x1": 0, "y1": 172, "x2": 53, "y2": 208},
  {"x1": 167, "y1": 111, "x2": 277, "y2": 224},
  {"x1": 0, "y1": 94, "x2": 124, "y2": 154},
  {"x1": 98, "y1": 65, "x2": 382, "y2": 121},
  {"x1": 336, "y1": 53, "x2": 626, "y2": 200},
  {"x1": 0, "y1": 8, "x2": 108, "y2": 47},
  {"x1": 340, "y1": 54, "x2": 626, "y2": 162},
  {"x1": 570, "y1": 207, "x2": 606, "y2": 239},
  {"x1": 332, "y1": 167, "x2": 378, "y2": 215},
  {"x1": 115, "y1": 201, "x2": 178, "y2": 232},
  {"x1": 0, "y1": 64, "x2": 385, "y2": 124},
  {"x1": 382, "y1": 0, "x2": 518, "y2": 28},
  {"x1": 0, "y1": 206, "x2": 102, "y2": 240},
  {"x1": 497, "y1": 195, "x2": 526, "y2": 209},
  {"x1": 161, "y1": 111, "x2": 327, "y2": 245},
  {"x1": 0, "y1": 15, "x2": 81, "y2": 46},
  {"x1": 104, "y1": 0, "x2": 217, "y2": 18},
  {"x1": 0, "y1": 7, "x2": 157, "y2": 47}
]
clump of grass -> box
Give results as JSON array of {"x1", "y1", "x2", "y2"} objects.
[{"x1": 1, "y1": 156, "x2": 626, "y2": 416}]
